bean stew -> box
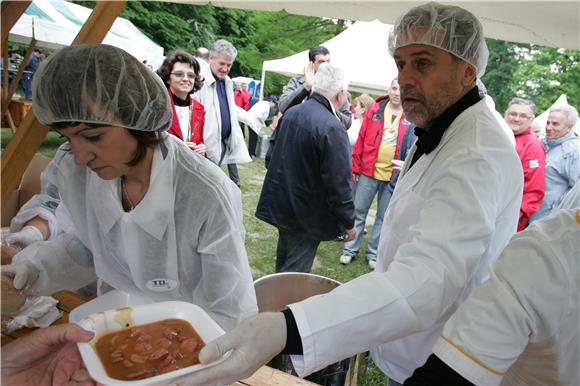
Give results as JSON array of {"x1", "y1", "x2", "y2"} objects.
[{"x1": 95, "y1": 318, "x2": 205, "y2": 381}]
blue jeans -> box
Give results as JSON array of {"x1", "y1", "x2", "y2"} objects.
[
  {"x1": 22, "y1": 73, "x2": 33, "y2": 100},
  {"x1": 343, "y1": 174, "x2": 391, "y2": 261}
]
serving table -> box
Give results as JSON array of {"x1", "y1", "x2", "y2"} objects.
[{"x1": 1, "y1": 290, "x2": 317, "y2": 386}]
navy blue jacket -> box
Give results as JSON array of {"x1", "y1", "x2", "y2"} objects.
[{"x1": 256, "y1": 93, "x2": 354, "y2": 240}]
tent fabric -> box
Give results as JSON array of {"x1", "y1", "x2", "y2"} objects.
[
  {"x1": 262, "y1": 20, "x2": 397, "y2": 95},
  {"x1": 178, "y1": 1, "x2": 579, "y2": 51},
  {"x1": 9, "y1": 0, "x2": 165, "y2": 69}
]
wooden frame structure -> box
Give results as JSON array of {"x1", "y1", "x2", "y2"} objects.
[{"x1": 1, "y1": 0, "x2": 127, "y2": 207}]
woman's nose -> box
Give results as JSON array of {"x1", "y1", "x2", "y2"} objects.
[{"x1": 70, "y1": 139, "x2": 94, "y2": 166}]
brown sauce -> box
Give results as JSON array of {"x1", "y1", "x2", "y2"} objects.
[{"x1": 95, "y1": 318, "x2": 205, "y2": 381}]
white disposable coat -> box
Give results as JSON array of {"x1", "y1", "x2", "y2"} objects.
[
  {"x1": 194, "y1": 65, "x2": 252, "y2": 165},
  {"x1": 237, "y1": 100, "x2": 271, "y2": 135},
  {"x1": 287, "y1": 98, "x2": 523, "y2": 381},
  {"x1": 12, "y1": 135, "x2": 258, "y2": 330},
  {"x1": 434, "y1": 208, "x2": 580, "y2": 385}
]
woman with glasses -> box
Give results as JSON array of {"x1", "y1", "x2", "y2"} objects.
[
  {"x1": 2, "y1": 44, "x2": 258, "y2": 331},
  {"x1": 157, "y1": 49, "x2": 207, "y2": 156}
]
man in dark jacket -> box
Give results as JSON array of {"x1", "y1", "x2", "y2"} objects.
[
  {"x1": 256, "y1": 63, "x2": 355, "y2": 273},
  {"x1": 278, "y1": 45, "x2": 352, "y2": 130}
]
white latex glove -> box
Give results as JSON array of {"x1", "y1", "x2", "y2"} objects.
[
  {"x1": 174, "y1": 312, "x2": 287, "y2": 385},
  {"x1": 4, "y1": 226, "x2": 44, "y2": 248},
  {"x1": 1, "y1": 263, "x2": 40, "y2": 290}
]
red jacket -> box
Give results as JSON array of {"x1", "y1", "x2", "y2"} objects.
[
  {"x1": 234, "y1": 90, "x2": 250, "y2": 111},
  {"x1": 352, "y1": 95, "x2": 410, "y2": 177},
  {"x1": 167, "y1": 90, "x2": 205, "y2": 145},
  {"x1": 515, "y1": 127, "x2": 546, "y2": 231}
]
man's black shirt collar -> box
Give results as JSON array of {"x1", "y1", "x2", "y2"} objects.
[{"x1": 410, "y1": 86, "x2": 482, "y2": 169}]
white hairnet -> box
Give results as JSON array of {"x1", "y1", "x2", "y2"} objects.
[
  {"x1": 388, "y1": 2, "x2": 489, "y2": 77},
  {"x1": 32, "y1": 44, "x2": 172, "y2": 132}
]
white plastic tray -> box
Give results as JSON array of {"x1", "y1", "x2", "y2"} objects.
[
  {"x1": 76, "y1": 301, "x2": 228, "y2": 385},
  {"x1": 69, "y1": 290, "x2": 154, "y2": 324}
]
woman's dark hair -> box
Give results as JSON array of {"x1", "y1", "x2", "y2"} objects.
[
  {"x1": 50, "y1": 122, "x2": 162, "y2": 167},
  {"x1": 156, "y1": 49, "x2": 204, "y2": 93}
]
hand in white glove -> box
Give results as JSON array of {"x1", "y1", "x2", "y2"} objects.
[
  {"x1": 174, "y1": 312, "x2": 287, "y2": 385},
  {"x1": 1, "y1": 263, "x2": 40, "y2": 290},
  {"x1": 4, "y1": 226, "x2": 44, "y2": 248}
]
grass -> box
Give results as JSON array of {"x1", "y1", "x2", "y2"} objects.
[{"x1": 1, "y1": 128, "x2": 388, "y2": 385}]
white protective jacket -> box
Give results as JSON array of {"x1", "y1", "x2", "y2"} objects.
[
  {"x1": 194, "y1": 65, "x2": 251, "y2": 165},
  {"x1": 434, "y1": 208, "x2": 579, "y2": 385},
  {"x1": 287, "y1": 98, "x2": 523, "y2": 381},
  {"x1": 12, "y1": 135, "x2": 258, "y2": 330}
]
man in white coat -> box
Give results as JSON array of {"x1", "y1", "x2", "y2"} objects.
[
  {"x1": 179, "y1": 3, "x2": 523, "y2": 385},
  {"x1": 194, "y1": 39, "x2": 251, "y2": 186}
]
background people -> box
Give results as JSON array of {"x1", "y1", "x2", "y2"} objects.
[
  {"x1": 21, "y1": 48, "x2": 44, "y2": 100},
  {"x1": 504, "y1": 98, "x2": 546, "y2": 231},
  {"x1": 156, "y1": 49, "x2": 206, "y2": 156},
  {"x1": 2, "y1": 44, "x2": 257, "y2": 331},
  {"x1": 278, "y1": 45, "x2": 352, "y2": 129},
  {"x1": 256, "y1": 63, "x2": 355, "y2": 273},
  {"x1": 195, "y1": 39, "x2": 251, "y2": 187},
  {"x1": 347, "y1": 94, "x2": 375, "y2": 150},
  {"x1": 530, "y1": 104, "x2": 580, "y2": 222},
  {"x1": 340, "y1": 78, "x2": 410, "y2": 268}
]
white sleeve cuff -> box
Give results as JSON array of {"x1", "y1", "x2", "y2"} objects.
[{"x1": 433, "y1": 336, "x2": 504, "y2": 386}]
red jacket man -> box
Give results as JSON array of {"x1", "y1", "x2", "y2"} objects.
[
  {"x1": 341, "y1": 79, "x2": 411, "y2": 268},
  {"x1": 234, "y1": 84, "x2": 250, "y2": 111},
  {"x1": 504, "y1": 98, "x2": 546, "y2": 231}
]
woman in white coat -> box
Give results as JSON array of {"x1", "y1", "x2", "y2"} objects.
[{"x1": 1, "y1": 44, "x2": 257, "y2": 331}]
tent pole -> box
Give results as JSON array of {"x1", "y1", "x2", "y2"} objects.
[
  {"x1": 259, "y1": 66, "x2": 266, "y2": 100},
  {"x1": 1, "y1": 1, "x2": 127, "y2": 208}
]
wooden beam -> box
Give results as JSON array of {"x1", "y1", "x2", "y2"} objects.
[
  {"x1": 1, "y1": 1, "x2": 127, "y2": 207},
  {"x1": 1, "y1": 1, "x2": 31, "y2": 49}
]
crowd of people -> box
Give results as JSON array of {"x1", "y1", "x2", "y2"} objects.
[{"x1": 1, "y1": 2, "x2": 579, "y2": 386}]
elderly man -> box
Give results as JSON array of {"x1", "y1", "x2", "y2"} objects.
[
  {"x1": 255, "y1": 63, "x2": 355, "y2": 273},
  {"x1": 180, "y1": 3, "x2": 522, "y2": 385},
  {"x1": 279, "y1": 45, "x2": 352, "y2": 129},
  {"x1": 530, "y1": 104, "x2": 580, "y2": 222},
  {"x1": 504, "y1": 98, "x2": 546, "y2": 230},
  {"x1": 195, "y1": 39, "x2": 251, "y2": 186}
]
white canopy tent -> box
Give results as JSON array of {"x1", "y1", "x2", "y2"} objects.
[
  {"x1": 9, "y1": 0, "x2": 165, "y2": 68},
  {"x1": 260, "y1": 20, "x2": 397, "y2": 95},
  {"x1": 176, "y1": 1, "x2": 579, "y2": 51}
]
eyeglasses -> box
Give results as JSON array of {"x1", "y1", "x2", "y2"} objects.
[
  {"x1": 507, "y1": 111, "x2": 533, "y2": 120},
  {"x1": 170, "y1": 71, "x2": 196, "y2": 79}
]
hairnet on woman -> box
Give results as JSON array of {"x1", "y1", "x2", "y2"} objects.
[{"x1": 2, "y1": 44, "x2": 258, "y2": 330}]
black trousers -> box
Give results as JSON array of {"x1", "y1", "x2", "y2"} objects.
[
  {"x1": 248, "y1": 128, "x2": 258, "y2": 157},
  {"x1": 276, "y1": 229, "x2": 321, "y2": 273},
  {"x1": 227, "y1": 163, "x2": 240, "y2": 186}
]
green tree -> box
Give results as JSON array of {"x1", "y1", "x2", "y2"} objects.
[
  {"x1": 512, "y1": 46, "x2": 580, "y2": 112},
  {"x1": 481, "y1": 38, "x2": 520, "y2": 113}
]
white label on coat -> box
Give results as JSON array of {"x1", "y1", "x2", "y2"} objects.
[
  {"x1": 146, "y1": 278, "x2": 179, "y2": 292},
  {"x1": 529, "y1": 159, "x2": 539, "y2": 168}
]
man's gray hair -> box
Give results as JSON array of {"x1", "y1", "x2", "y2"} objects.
[
  {"x1": 507, "y1": 98, "x2": 537, "y2": 116},
  {"x1": 312, "y1": 63, "x2": 349, "y2": 99},
  {"x1": 550, "y1": 104, "x2": 579, "y2": 128},
  {"x1": 210, "y1": 39, "x2": 237, "y2": 60}
]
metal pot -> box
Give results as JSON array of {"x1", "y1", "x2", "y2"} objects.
[{"x1": 254, "y1": 272, "x2": 352, "y2": 386}]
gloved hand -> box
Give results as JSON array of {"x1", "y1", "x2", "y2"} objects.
[
  {"x1": 174, "y1": 312, "x2": 287, "y2": 385},
  {"x1": 4, "y1": 226, "x2": 44, "y2": 248},
  {"x1": 1, "y1": 263, "x2": 40, "y2": 290}
]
